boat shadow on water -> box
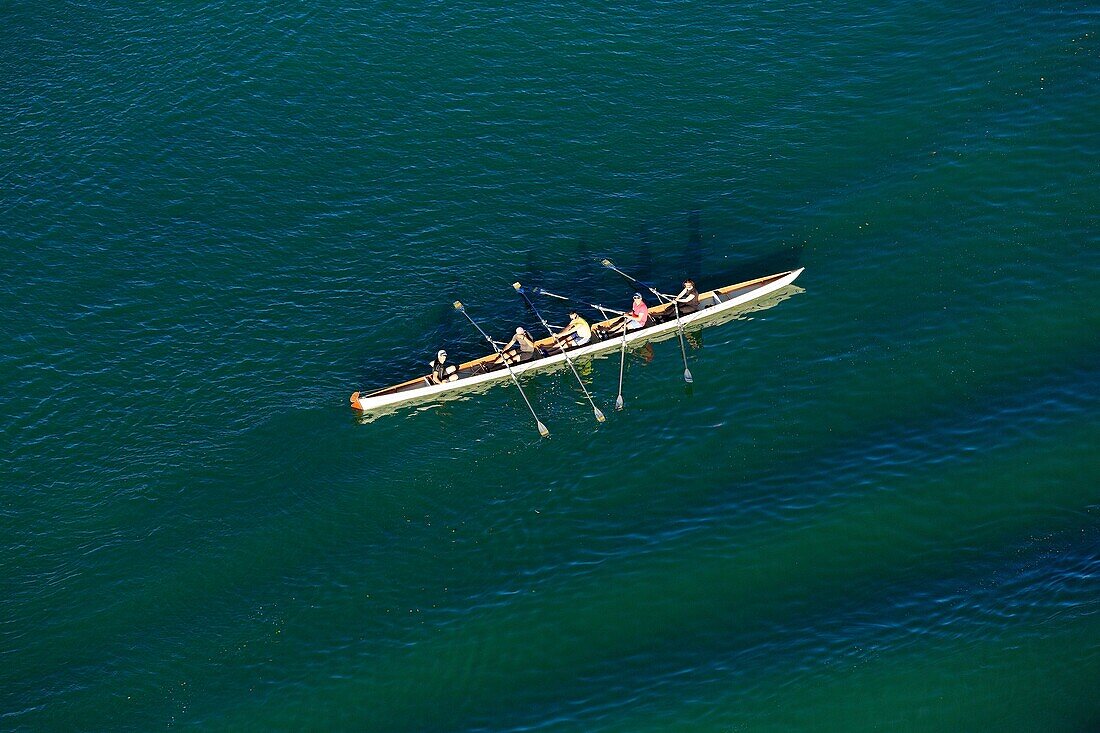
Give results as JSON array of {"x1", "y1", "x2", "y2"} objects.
[{"x1": 351, "y1": 284, "x2": 804, "y2": 425}]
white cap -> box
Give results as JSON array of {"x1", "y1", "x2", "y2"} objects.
[
  {"x1": 516, "y1": 327, "x2": 525, "y2": 335},
  {"x1": 437, "y1": 349, "x2": 447, "y2": 360}
]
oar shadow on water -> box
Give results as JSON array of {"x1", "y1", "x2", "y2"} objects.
[
  {"x1": 517, "y1": 241, "x2": 607, "y2": 306},
  {"x1": 634, "y1": 222, "x2": 657, "y2": 284},
  {"x1": 602, "y1": 243, "x2": 804, "y2": 298},
  {"x1": 514, "y1": 210, "x2": 750, "y2": 310},
  {"x1": 683, "y1": 209, "x2": 703, "y2": 281},
  {"x1": 594, "y1": 206, "x2": 803, "y2": 294}
]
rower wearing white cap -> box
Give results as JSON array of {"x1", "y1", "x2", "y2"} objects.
[
  {"x1": 500, "y1": 326, "x2": 538, "y2": 364},
  {"x1": 611, "y1": 292, "x2": 650, "y2": 334},
  {"x1": 430, "y1": 349, "x2": 459, "y2": 383}
]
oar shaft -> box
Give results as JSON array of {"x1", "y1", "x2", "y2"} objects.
[
  {"x1": 458, "y1": 310, "x2": 498, "y2": 351},
  {"x1": 515, "y1": 288, "x2": 605, "y2": 422},
  {"x1": 529, "y1": 287, "x2": 626, "y2": 317},
  {"x1": 671, "y1": 299, "x2": 694, "y2": 383},
  {"x1": 455, "y1": 305, "x2": 549, "y2": 437},
  {"x1": 602, "y1": 262, "x2": 669, "y2": 304},
  {"x1": 615, "y1": 309, "x2": 628, "y2": 410}
]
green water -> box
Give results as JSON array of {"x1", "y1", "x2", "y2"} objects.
[{"x1": 3, "y1": 1, "x2": 1097, "y2": 730}]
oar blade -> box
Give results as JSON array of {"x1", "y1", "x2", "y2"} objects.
[
  {"x1": 453, "y1": 301, "x2": 464, "y2": 310},
  {"x1": 594, "y1": 406, "x2": 606, "y2": 423},
  {"x1": 684, "y1": 368, "x2": 694, "y2": 384},
  {"x1": 615, "y1": 394, "x2": 624, "y2": 411},
  {"x1": 512, "y1": 282, "x2": 523, "y2": 291},
  {"x1": 537, "y1": 421, "x2": 550, "y2": 438},
  {"x1": 600, "y1": 258, "x2": 613, "y2": 268}
]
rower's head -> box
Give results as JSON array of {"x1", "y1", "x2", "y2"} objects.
[
  {"x1": 515, "y1": 327, "x2": 526, "y2": 336},
  {"x1": 568, "y1": 311, "x2": 579, "y2": 320},
  {"x1": 437, "y1": 349, "x2": 447, "y2": 362},
  {"x1": 633, "y1": 293, "x2": 643, "y2": 303},
  {"x1": 684, "y1": 279, "x2": 695, "y2": 291}
]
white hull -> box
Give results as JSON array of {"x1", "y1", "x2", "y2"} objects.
[{"x1": 351, "y1": 267, "x2": 804, "y2": 412}]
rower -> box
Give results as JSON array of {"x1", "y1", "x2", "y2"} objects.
[
  {"x1": 429, "y1": 349, "x2": 459, "y2": 383},
  {"x1": 672, "y1": 279, "x2": 700, "y2": 315},
  {"x1": 613, "y1": 293, "x2": 650, "y2": 333},
  {"x1": 555, "y1": 311, "x2": 592, "y2": 349},
  {"x1": 500, "y1": 326, "x2": 538, "y2": 364}
]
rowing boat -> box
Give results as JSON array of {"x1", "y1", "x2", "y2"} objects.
[
  {"x1": 351, "y1": 268, "x2": 804, "y2": 412},
  {"x1": 350, "y1": 267, "x2": 804, "y2": 412}
]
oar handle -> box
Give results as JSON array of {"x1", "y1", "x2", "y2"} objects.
[{"x1": 593, "y1": 304, "x2": 628, "y2": 316}]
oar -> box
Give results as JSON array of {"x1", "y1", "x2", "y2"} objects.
[
  {"x1": 525, "y1": 286, "x2": 626, "y2": 320},
  {"x1": 671, "y1": 299, "x2": 693, "y2": 384},
  {"x1": 523, "y1": 283, "x2": 629, "y2": 409},
  {"x1": 453, "y1": 301, "x2": 550, "y2": 438},
  {"x1": 615, "y1": 314, "x2": 628, "y2": 410},
  {"x1": 513, "y1": 283, "x2": 606, "y2": 423},
  {"x1": 600, "y1": 258, "x2": 693, "y2": 384},
  {"x1": 599, "y1": 258, "x2": 669, "y2": 303}
]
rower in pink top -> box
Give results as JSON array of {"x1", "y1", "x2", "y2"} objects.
[{"x1": 622, "y1": 293, "x2": 649, "y2": 332}]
